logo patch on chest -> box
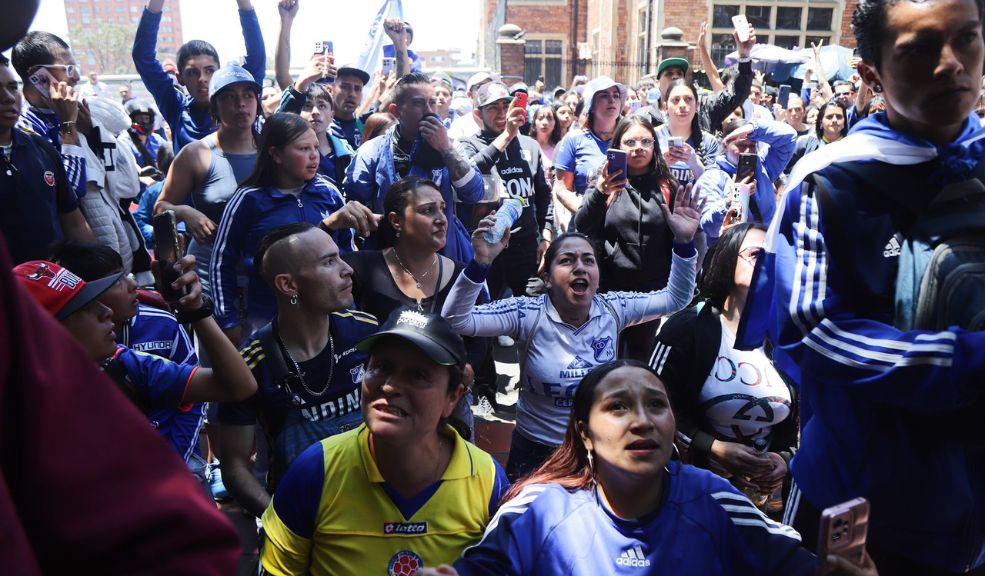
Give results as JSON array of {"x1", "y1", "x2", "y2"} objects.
[
  {"x1": 383, "y1": 521, "x2": 428, "y2": 535},
  {"x1": 591, "y1": 336, "x2": 615, "y2": 362},
  {"x1": 387, "y1": 549, "x2": 424, "y2": 576}
]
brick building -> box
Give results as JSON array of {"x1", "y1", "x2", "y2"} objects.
[
  {"x1": 482, "y1": 0, "x2": 859, "y2": 91},
  {"x1": 63, "y1": 0, "x2": 184, "y2": 74},
  {"x1": 479, "y1": 0, "x2": 589, "y2": 90}
]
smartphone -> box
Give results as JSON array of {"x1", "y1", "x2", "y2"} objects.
[
  {"x1": 729, "y1": 182, "x2": 750, "y2": 223},
  {"x1": 732, "y1": 14, "x2": 751, "y2": 43},
  {"x1": 381, "y1": 56, "x2": 396, "y2": 77},
  {"x1": 817, "y1": 498, "x2": 869, "y2": 576},
  {"x1": 313, "y1": 40, "x2": 334, "y2": 60},
  {"x1": 629, "y1": 100, "x2": 642, "y2": 114},
  {"x1": 778, "y1": 84, "x2": 792, "y2": 109},
  {"x1": 606, "y1": 149, "x2": 628, "y2": 178},
  {"x1": 737, "y1": 152, "x2": 758, "y2": 183},
  {"x1": 513, "y1": 91, "x2": 529, "y2": 110},
  {"x1": 668, "y1": 136, "x2": 684, "y2": 149},
  {"x1": 28, "y1": 67, "x2": 53, "y2": 103},
  {"x1": 152, "y1": 210, "x2": 187, "y2": 305}
]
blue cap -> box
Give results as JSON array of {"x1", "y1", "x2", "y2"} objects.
[{"x1": 209, "y1": 62, "x2": 262, "y2": 101}]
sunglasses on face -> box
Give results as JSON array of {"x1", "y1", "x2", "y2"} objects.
[{"x1": 34, "y1": 64, "x2": 80, "y2": 79}]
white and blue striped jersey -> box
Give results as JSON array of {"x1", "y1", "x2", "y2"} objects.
[
  {"x1": 454, "y1": 460, "x2": 815, "y2": 575},
  {"x1": 443, "y1": 249, "x2": 696, "y2": 445}
]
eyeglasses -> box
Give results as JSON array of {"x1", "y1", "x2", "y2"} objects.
[
  {"x1": 36, "y1": 64, "x2": 80, "y2": 80},
  {"x1": 622, "y1": 138, "x2": 655, "y2": 149},
  {"x1": 738, "y1": 246, "x2": 765, "y2": 265}
]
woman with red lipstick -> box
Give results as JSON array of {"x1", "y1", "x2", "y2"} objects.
[
  {"x1": 210, "y1": 113, "x2": 378, "y2": 345},
  {"x1": 443, "y1": 187, "x2": 701, "y2": 481},
  {"x1": 655, "y1": 80, "x2": 723, "y2": 190},
  {"x1": 420, "y1": 361, "x2": 877, "y2": 576}
]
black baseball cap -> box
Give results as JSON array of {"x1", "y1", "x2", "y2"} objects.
[
  {"x1": 337, "y1": 64, "x2": 370, "y2": 85},
  {"x1": 357, "y1": 308, "x2": 466, "y2": 368}
]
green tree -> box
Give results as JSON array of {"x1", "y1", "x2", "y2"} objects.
[{"x1": 71, "y1": 21, "x2": 138, "y2": 75}]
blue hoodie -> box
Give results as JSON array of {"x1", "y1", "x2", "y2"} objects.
[{"x1": 738, "y1": 112, "x2": 985, "y2": 572}]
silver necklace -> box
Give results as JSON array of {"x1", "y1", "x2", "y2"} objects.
[
  {"x1": 391, "y1": 248, "x2": 437, "y2": 290},
  {"x1": 276, "y1": 324, "x2": 334, "y2": 400}
]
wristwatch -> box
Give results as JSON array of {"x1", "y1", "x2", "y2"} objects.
[{"x1": 176, "y1": 295, "x2": 214, "y2": 324}]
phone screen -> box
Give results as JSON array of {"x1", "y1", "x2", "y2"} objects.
[{"x1": 778, "y1": 85, "x2": 791, "y2": 109}]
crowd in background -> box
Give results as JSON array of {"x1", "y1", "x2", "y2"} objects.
[{"x1": 2, "y1": 0, "x2": 985, "y2": 574}]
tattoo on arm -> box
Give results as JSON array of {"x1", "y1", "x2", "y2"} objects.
[{"x1": 440, "y1": 147, "x2": 473, "y2": 182}]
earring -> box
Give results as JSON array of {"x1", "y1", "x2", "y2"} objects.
[
  {"x1": 873, "y1": 84, "x2": 883, "y2": 93},
  {"x1": 395, "y1": 230, "x2": 400, "y2": 238},
  {"x1": 290, "y1": 293, "x2": 298, "y2": 306},
  {"x1": 586, "y1": 450, "x2": 595, "y2": 477},
  {"x1": 672, "y1": 442, "x2": 681, "y2": 461}
]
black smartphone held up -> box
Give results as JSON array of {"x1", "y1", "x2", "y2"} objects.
[
  {"x1": 152, "y1": 210, "x2": 188, "y2": 305},
  {"x1": 737, "y1": 152, "x2": 758, "y2": 184},
  {"x1": 817, "y1": 497, "x2": 870, "y2": 576},
  {"x1": 606, "y1": 149, "x2": 628, "y2": 179},
  {"x1": 778, "y1": 84, "x2": 792, "y2": 109}
]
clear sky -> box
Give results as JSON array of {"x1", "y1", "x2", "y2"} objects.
[{"x1": 28, "y1": 0, "x2": 481, "y2": 67}]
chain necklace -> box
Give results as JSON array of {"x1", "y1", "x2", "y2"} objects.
[
  {"x1": 275, "y1": 321, "x2": 334, "y2": 400},
  {"x1": 391, "y1": 248, "x2": 438, "y2": 290}
]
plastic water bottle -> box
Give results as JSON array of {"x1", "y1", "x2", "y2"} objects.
[{"x1": 484, "y1": 198, "x2": 524, "y2": 244}]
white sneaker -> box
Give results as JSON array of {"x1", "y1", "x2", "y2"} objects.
[{"x1": 496, "y1": 335, "x2": 515, "y2": 348}]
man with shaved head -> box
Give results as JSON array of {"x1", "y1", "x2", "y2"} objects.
[{"x1": 214, "y1": 223, "x2": 378, "y2": 518}]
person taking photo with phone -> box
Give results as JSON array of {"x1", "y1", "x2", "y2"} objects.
[
  {"x1": 573, "y1": 116, "x2": 681, "y2": 361},
  {"x1": 694, "y1": 115, "x2": 796, "y2": 249}
]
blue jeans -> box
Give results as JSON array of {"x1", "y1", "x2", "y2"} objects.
[{"x1": 505, "y1": 429, "x2": 558, "y2": 483}]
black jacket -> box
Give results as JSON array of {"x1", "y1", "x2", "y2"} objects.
[
  {"x1": 573, "y1": 172, "x2": 675, "y2": 293},
  {"x1": 652, "y1": 302, "x2": 798, "y2": 469}
]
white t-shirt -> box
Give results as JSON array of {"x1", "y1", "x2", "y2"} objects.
[{"x1": 698, "y1": 317, "x2": 791, "y2": 451}]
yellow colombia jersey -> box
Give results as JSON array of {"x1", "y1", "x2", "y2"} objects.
[{"x1": 261, "y1": 424, "x2": 509, "y2": 576}]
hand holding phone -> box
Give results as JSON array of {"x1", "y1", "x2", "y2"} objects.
[
  {"x1": 732, "y1": 14, "x2": 751, "y2": 43},
  {"x1": 152, "y1": 211, "x2": 189, "y2": 305},
  {"x1": 817, "y1": 498, "x2": 870, "y2": 576}
]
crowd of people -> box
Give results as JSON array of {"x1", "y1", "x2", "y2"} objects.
[{"x1": 2, "y1": 0, "x2": 984, "y2": 574}]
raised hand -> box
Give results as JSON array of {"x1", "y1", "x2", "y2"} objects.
[
  {"x1": 661, "y1": 183, "x2": 704, "y2": 243},
  {"x1": 471, "y1": 212, "x2": 510, "y2": 266},
  {"x1": 278, "y1": 0, "x2": 299, "y2": 20}
]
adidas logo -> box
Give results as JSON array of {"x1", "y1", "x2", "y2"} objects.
[
  {"x1": 883, "y1": 235, "x2": 901, "y2": 258},
  {"x1": 616, "y1": 544, "x2": 650, "y2": 568}
]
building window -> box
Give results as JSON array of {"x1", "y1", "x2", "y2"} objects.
[
  {"x1": 709, "y1": 1, "x2": 838, "y2": 67},
  {"x1": 637, "y1": 6, "x2": 649, "y2": 79},
  {"x1": 524, "y1": 37, "x2": 564, "y2": 89}
]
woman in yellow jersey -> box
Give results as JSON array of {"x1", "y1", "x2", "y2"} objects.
[{"x1": 259, "y1": 308, "x2": 509, "y2": 576}]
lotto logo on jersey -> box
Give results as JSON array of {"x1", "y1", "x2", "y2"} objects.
[
  {"x1": 387, "y1": 550, "x2": 424, "y2": 576},
  {"x1": 616, "y1": 544, "x2": 650, "y2": 568},
  {"x1": 383, "y1": 521, "x2": 428, "y2": 534}
]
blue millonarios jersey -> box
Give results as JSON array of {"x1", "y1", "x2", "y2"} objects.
[
  {"x1": 455, "y1": 460, "x2": 816, "y2": 575},
  {"x1": 119, "y1": 303, "x2": 204, "y2": 462}
]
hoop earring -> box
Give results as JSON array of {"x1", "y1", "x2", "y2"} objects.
[
  {"x1": 672, "y1": 442, "x2": 681, "y2": 461},
  {"x1": 290, "y1": 293, "x2": 298, "y2": 306}
]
